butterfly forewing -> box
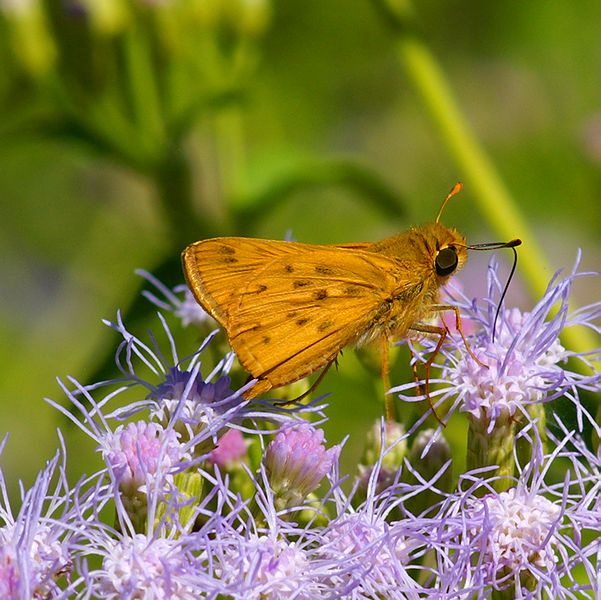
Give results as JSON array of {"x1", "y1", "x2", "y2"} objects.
[
  {"x1": 183, "y1": 238, "x2": 410, "y2": 395},
  {"x1": 183, "y1": 238, "x2": 305, "y2": 324}
]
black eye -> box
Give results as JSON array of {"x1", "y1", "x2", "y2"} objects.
[{"x1": 435, "y1": 247, "x2": 458, "y2": 276}]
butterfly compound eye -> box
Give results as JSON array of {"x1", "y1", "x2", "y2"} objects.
[{"x1": 435, "y1": 247, "x2": 458, "y2": 276}]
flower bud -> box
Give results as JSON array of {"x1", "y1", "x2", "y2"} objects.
[
  {"x1": 264, "y1": 422, "x2": 339, "y2": 510},
  {"x1": 361, "y1": 419, "x2": 406, "y2": 470},
  {"x1": 208, "y1": 428, "x2": 247, "y2": 469}
]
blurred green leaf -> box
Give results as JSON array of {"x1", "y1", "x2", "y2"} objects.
[{"x1": 232, "y1": 159, "x2": 406, "y2": 234}]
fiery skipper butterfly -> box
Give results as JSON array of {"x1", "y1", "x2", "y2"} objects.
[{"x1": 182, "y1": 184, "x2": 520, "y2": 420}]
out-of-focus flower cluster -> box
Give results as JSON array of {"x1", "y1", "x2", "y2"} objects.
[
  {"x1": 0, "y1": 0, "x2": 271, "y2": 77},
  {"x1": 0, "y1": 259, "x2": 599, "y2": 598}
]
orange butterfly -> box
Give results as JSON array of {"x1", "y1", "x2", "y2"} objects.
[{"x1": 182, "y1": 184, "x2": 520, "y2": 420}]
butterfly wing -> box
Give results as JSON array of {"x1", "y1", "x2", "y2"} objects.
[
  {"x1": 182, "y1": 237, "x2": 418, "y2": 398},
  {"x1": 182, "y1": 237, "x2": 307, "y2": 325}
]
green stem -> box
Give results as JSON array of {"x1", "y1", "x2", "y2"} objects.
[
  {"x1": 213, "y1": 104, "x2": 247, "y2": 229},
  {"x1": 154, "y1": 146, "x2": 207, "y2": 249},
  {"x1": 216, "y1": 107, "x2": 246, "y2": 194},
  {"x1": 123, "y1": 18, "x2": 165, "y2": 158},
  {"x1": 467, "y1": 411, "x2": 515, "y2": 494},
  {"x1": 372, "y1": 0, "x2": 598, "y2": 360}
]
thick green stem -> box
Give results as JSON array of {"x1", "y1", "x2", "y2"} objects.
[
  {"x1": 467, "y1": 411, "x2": 515, "y2": 494},
  {"x1": 154, "y1": 146, "x2": 207, "y2": 249}
]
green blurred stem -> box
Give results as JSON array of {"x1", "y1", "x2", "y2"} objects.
[
  {"x1": 154, "y1": 147, "x2": 206, "y2": 248},
  {"x1": 123, "y1": 21, "x2": 165, "y2": 158},
  {"x1": 372, "y1": 0, "x2": 597, "y2": 360},
  {"x1": 214, "y1": 105, "x2": 247, "y2": 227}
]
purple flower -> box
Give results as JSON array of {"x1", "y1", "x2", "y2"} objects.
[
  {"x1": 208, "y1": 532, "x2": 319, "y2": 599},
  {"x1": 0, "y1": 436, "x2": 86, "y2": 598},
  {"x1": 308, "y1": 443, "x2": 438, "y2": 598},
  {"x1": 97, "y1": 310, "x2": 303, "y2": 443},
  {"x1": 421, "y1": 429, "x2": 600, "y2": 598},
  {"x1": 148, "y1": 365, "x2": 239, "y2": 439},
  {"x1": 136, "y1": 269, "x2": 215, "y2": 329},
  {"x1": 315, "y1": 513, "x2": 418, "y2": 596},
  {"x1": 101, "y1": 421, "x2": 186, "y2": 490},
  {"x1": 264, "y1": 423, "x2": 340, "y2": 509},
  {"x1": 86, "y1": 533, "x2": 197, "y2": 599},
  {"x1": 202, "y1": 424, "x2": 439, "y2": 598},
  {"x1": 48, "y1": 310, "x2": 299, "y2": 472},
  {"x1": 395, "y1": 255, "x2": 600, "y2": 431},
  {"x1": 467, "y1": 487, "x2": 561, "y2": 577},
  {"x1": 103, "y1": 310, "x2": 243, "y2": 427},
  {"x1": 208, "y1": 428, "x2": 248, "y2": 468}
]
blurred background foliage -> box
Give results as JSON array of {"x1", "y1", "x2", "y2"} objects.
[{"x1": 0, "y1": 0, "x2": 599, "y2": 500}]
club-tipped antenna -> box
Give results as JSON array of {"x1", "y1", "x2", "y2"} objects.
[{"x1": 467, "y1": 239, "x2": 522, "y2": 251}]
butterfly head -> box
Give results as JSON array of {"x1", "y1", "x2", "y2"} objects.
[{"x1": 420, "y1": 222, "x2": 468, "y2": 281}]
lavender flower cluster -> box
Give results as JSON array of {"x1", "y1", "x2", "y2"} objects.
[{"x1": 0, "y1": 258, "x2": 599, "y2": 599}]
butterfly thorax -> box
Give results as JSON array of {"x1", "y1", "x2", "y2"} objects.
[{"x1": 354, "y1": 222, "x2": 468, "y2": 345}]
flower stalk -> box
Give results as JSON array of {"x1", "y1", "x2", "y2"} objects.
[{"x1": 467, "y1": 410, "x2": 516, "y2": 493}]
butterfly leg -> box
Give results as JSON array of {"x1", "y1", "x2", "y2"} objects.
[
  {"x1": 380, "y1": 334, "x2": 396, "y2": 422},
  {"x1": 408, "y1": 345, "x2": 423, "y2": 396},
  {"x1": 273, "y1": 357, "x2": 338, "y2": 406},
  {"x1": 428, "y1": 304, "x2": 487, "y2": 368},
  {"x1": 408, "y1": 323, "x2": 447, "y2": 424}
]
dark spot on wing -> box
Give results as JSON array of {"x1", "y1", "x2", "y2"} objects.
[
  {"x1": 318, "y1": 320, "x2": 334, "y2": 332},
  {"x1": 218, "y1": 245, "x2": 236, "y2": 255},
  {"x1": 344, "y1": 285, "x2": 362, "y2": 296},
  {"x1": 296, "y1": 318, "x2": 310, "y2": 326},
  {"x1": 262, "y1": 336, "x2": 271, "y2": 344},
  {"x1": 313, "y1": 289, "x2": 327, "y2": 300},
  {"x1": 256, "y1": 284, "x2": 268, "y2": 293},
  {"x1": 293, "y1": 280, "x2": 310, "y2": 288},
  {"x1": 315, "y1": 265, "x2": 334, "y2": 275},
  {"x1": 223, "y1": 256, "x2": 239, "y2": 264},
  {"x1": 284, "y1": 264, "x2": 294, "y2": 273},
  {"x1": 286, "y1": 311, "x2": 298, "y2": 318}
]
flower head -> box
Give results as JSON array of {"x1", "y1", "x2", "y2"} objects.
[
  {"x1": 101, "y1": 421, "x2": 186, "y2": 491},
  {"x1": 264, "y1": 422, "x2": 340, "y2": 509},
  {"x1": 208, "y1": 428, "x2": 248, "y2": 468},
  {"x1": 91, "y1": 533, "x2": 196, "y2": 599},
  {"x1": 468, "y1": 488, "x2": 561, "y2": 581},
  {"x1": 0, "y1": 436, "x2": 88, "y2": 598},
  {"x1": 396, "y1": 255, "x2": 600, "y2": 432},
  {"x1": 210, "y1": 532, "x2": 319, "y2": 599}
]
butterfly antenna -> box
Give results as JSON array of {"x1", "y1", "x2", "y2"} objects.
[{"x1": 435, "y1": 182, "x2": 463, "y2": 223}]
